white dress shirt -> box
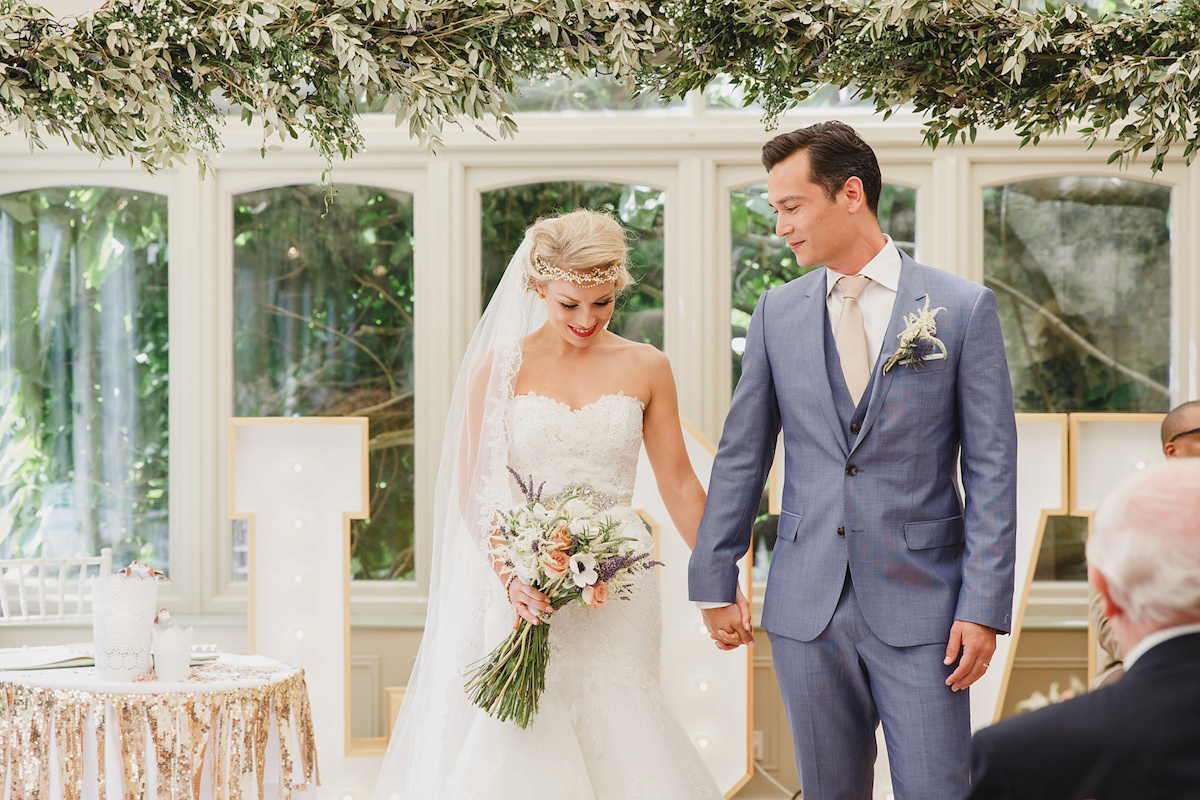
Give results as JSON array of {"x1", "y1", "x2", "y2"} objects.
[
  {"x1": 697, "y1": 238, "x2": 903, "y2": 610},
  {"x1": 1122, "y1": 621, "x2": 1200, "y2": 670},
  {"x1": 825, "y1": 235, "x2": 901, "y2": 372}
]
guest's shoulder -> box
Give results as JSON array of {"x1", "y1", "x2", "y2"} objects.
[{"x1": 974, "y1": 689, "x2": 1111, "y2": 755}]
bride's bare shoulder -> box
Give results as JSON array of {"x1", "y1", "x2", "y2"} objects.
[{"x1": 604, "y1": 335, "x2": 668, "y2": 372}]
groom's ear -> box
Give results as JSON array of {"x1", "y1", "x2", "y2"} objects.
[{"x1": 841, "y1": 176, "x2": 867, "y2": 213}]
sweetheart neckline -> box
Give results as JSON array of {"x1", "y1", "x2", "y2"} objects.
[{"x1": 513, "y1": 391, "x2": 645, "y2": 414}]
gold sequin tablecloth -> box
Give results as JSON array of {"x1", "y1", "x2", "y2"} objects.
[{"x1": 0, "y1": 654, "x2": 318, "y2": 800}]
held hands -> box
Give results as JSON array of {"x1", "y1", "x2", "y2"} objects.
[
  {"x1": 944, "y1": 619, "x2": 997, "y2": 691},
  {"x1": 507, "y1": 577, "x2": 553, "y2": 629},
  {"x1": 701, "y1": 587, "x2": 755, "y2": 651}
]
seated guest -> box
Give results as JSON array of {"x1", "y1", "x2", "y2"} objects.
[
  {"x1": 1089, "y1": 398, "x2": 1200, "y2": 687},
  {"x1": 1162, "y1": 399, "x2": 1200, "y2": 458},
  {"x1": 966, "y1": 459, "x2": 1200, "y2": 800}
]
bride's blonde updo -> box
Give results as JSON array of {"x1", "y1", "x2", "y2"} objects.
[{"x1": 523, "y1": 209, "x2": 635, "y2": 292}]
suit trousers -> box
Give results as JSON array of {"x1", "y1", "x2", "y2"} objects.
[{"x1": 769, "y1": 574, "x2": 971, "y2": 800}]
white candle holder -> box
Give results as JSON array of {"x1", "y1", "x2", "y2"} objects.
[{"x1": 91, "y1": 574, "x2": 159, "y2": 681}]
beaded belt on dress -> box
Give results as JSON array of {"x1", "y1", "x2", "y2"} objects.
[{"x1": 545, "y1": 485, "x2": 632, "y2": 511}]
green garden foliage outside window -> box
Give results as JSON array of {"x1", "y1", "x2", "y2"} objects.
[
  {"x1": 0, "y1": 188, "x2": 169, "y2": 565},
  {"x1": 983, "y1": 177, "x2": 1170, "y2": 413},
  {"x1": 233, "y1": 184, "x2": 416, "y2": 581}
]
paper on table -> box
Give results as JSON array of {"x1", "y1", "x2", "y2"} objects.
[{"x1": 0, "y1": 645, "x2": 94, "y2": 671}]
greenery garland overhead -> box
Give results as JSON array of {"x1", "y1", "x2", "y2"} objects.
[{"x1": 2, "y1": 0, "x2": 1198, "y2": 171}]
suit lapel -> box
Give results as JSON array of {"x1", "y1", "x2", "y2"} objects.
[
  {"x1": 800, "y1": 274, "x2": 849, "y2": 457},
  {"x1": 849, "y1": 256, "x2": 928, "y2": 456}
]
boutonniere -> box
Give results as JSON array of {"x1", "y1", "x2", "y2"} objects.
[{"x1": 883, "y1": 295, "x2": 948, "y2": 373}]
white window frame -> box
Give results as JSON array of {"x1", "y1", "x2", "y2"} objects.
[{"x1": 2, "y1": 101, "x2": 1197, "y2": 630}]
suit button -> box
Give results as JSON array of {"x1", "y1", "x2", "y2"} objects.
[
  {"x1": 837, "y1": 526, "x2": 845, "y2": 537},
  {"x1": 846, "y1": 465, "x2": 858, "y2": 476},
  {"x1": 850, "y1": 422, "x2": 861, "y2": 434}
]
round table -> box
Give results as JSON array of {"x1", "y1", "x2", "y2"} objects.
[{"x1": 0, "y1": 653, "x2": 318, "y2": 800}]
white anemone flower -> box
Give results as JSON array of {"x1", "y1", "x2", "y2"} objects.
[
  {"x1": 568, "y1": 553, "x2": 599, "y2": 587},
  {"x1": 568, "y1": 518, "x2": 592, "y2": 537},
  {"x1": 560, "y1": 498, "x2": 589, "y2": 519}
]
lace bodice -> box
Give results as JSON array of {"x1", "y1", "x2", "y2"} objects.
[{"x1": 506, "y1": 392, "x2": 644, "y2": 504}]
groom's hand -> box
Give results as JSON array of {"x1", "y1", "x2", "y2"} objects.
[
  {"x1": 944, "y1": 620, "x2": 997, "y2": 691},
  {"x1": 701, "y1": 593, "x2": 754, "y2": 650}
]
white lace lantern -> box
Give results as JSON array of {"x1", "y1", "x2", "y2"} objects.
[{"x1": 91, "y1": 572, "x2": 160, "y2": 681}]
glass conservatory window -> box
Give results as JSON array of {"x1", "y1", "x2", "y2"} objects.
[
  {"x1": 0, "y1": 188, "x2": 169, "y2": 565},
  {"x1": 231, "y1": 184, "x2": 416, "y2": 582},
  {"x1": 983, "y1": 177, "x2": 1170, "y2": 414}
]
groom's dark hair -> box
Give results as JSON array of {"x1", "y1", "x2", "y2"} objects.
[{"x1": 761, "y1": 121, "x2": 882, "y2": 215}]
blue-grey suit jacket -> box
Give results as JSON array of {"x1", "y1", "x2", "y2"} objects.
[{"x1": 689, "y1": 251, "x2": 1017, "y2": 648}]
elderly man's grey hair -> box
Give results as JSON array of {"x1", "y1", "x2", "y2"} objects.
[{"x1": 1087, "y1": 459, "x2": 1200, "y2": 627}]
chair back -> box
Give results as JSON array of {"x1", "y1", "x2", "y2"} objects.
[{"x1": 0, "y1": 548, "x2": 113, "y2": 624}]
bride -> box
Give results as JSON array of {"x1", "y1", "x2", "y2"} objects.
[{"x1": 373, "y1": 209, "x2": 749, "y2": 799}]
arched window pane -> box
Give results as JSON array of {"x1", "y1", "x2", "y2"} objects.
[
  {"x1": 481, "y1": 182, "x2": 665, "y2": 348},
  {"x1": 983, "y1": 177, "x2": 1170, "y2": 412},
  {"x1": 729, "y1": 182, "x2": 917, "y2": 578},
  {"x1": 0, "y1": 188, "x2": 169, "y2": 565},
  {"x1": 232, "y1": 185, "x2": 416, "y2": 581}
]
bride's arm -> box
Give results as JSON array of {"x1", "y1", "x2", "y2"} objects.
[
  {"x1": 641, "y1": 349, "x2": 707, "y2": 551},
  {"x1": 642, "y1": 347, "x2": 753, "y2": 643}
]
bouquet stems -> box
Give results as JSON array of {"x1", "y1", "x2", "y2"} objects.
[{"x1": 464, "y1": 618, "x2": 551, "y2": 729}]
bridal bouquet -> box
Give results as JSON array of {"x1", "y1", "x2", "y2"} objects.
[{"x1": 464, "y1": 469, "x2": 660, "y2": 728}]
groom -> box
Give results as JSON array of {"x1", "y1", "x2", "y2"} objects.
[{"x1": 690, "y1": 121, "x2": 1017, "y2": 799}]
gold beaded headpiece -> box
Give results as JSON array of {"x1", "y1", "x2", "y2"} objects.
[{"x1": 534, "y1": 255, "x2": 623, "y2": 288}]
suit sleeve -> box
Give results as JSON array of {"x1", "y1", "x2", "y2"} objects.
[
  {"x1": 954, "y1": 287, "x2": 1018, "y2": 633},
  {"x1": 688, "y1": 290, "x2": 781, "y2": 603}
]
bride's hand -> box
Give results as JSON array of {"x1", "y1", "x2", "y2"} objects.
[{"x1": 508, "y1": 579, "x2": 553, "y2": 628}]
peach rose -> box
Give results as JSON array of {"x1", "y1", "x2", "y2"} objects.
[
  {"x1": 552, "y1": 528, "x2": 574, "y2": 549},
  {"x1": 542, "y1": 548, "x2": 570, "y2": 578},
  {"x1": 583, "y1": 581, "x2": 608, "y2": 608}
]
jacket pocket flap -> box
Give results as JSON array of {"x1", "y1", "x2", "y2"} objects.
[
  {"x1": 903, "y1": 515, "x2": 964, "y2": 550},
  {"x1": 776, "y1": 510, "x2": 802, "y2": 542}
]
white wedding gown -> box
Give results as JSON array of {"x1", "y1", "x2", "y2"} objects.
[{"x1": 441, "y1": 391, "x2": 723, "y2": 800}]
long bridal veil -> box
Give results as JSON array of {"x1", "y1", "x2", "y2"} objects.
[{"x1": 372, "y1": 236, "x2": 546, "y2": 798}]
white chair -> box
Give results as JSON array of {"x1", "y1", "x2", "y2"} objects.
[{"x1": 0, "y1": 547, "x2": 113, "y2": 624}]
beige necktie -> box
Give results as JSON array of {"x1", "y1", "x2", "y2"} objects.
[{"x1": 835, "y1": 274, "x2": 872, "y2": 405}]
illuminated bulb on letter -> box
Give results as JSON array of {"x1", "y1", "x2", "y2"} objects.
[
  {"x1": 697, "y1": 681, "x2": 709, "y2": 693},
  {"x1": 294, "y1": 574, "x2": 305, "y2": 584},
  {"x1": 1136, "y1": 461, "x2": 1146, "y2": 470},
  {"x1": 294, "y1": 519, "x2": 304, "y2": 529},
  {"x1": 294, "y1": 628, "x2": 306, "y2": 640},
  {"x1": 698, "y1": 624, "x2": 708, "y2": 636},
  {"x1": 697, "y1": 736, "x2": 711, "y2": 749},
  {"x1": 293, "y1": 462, "x2": 304, "y2": 472}
]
